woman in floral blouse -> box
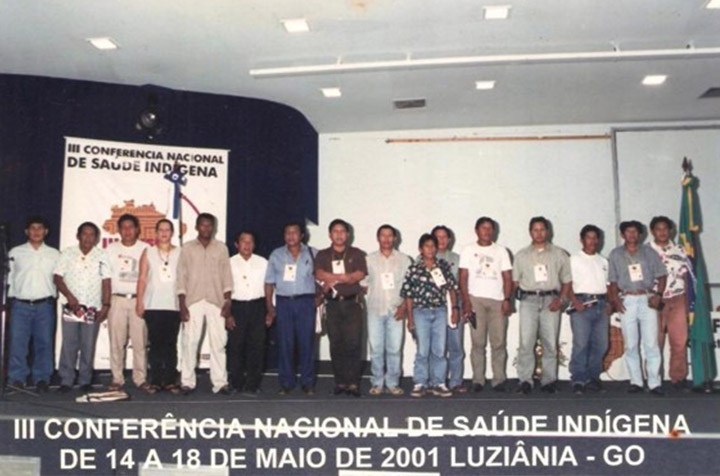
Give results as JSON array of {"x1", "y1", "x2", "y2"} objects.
[{"x1": 401, "y1": 233, "x2": 459, "y2": 398}]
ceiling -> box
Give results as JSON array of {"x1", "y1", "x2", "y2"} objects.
[{"x1": 2, "y1": 0, "x2": 720, "y2": 133}]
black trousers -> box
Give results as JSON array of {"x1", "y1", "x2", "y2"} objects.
[
  {"x1": 145, "y1": 310, "x2": 180, "y2": 387},
  {"x1": 227, "y1": 298, "x2": 267, "y2": 391},
  {"x1": 326, "y1": 300, "x2": 364, "y2": 386}
]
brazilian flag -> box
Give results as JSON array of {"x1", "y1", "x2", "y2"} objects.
[{"x1": 679, "y1": 170, "x2": 717, "y2": 388}]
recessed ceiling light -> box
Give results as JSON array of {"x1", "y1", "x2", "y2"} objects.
[
  {"x1": 706, "y1": 0, "x2": 720, "y2": 9},
  {"x1": 281, "y1": 18, "x2": 310, "y2": 33},
  {"x1": 87, "y1": 37, "x2": 119, "y2": 50},
  {"x1": 321, "y1": 88, "x2": 342, "y2": 98},
  {"x1": 475, "y1": 80, "x2": 496, "y2": 90},
  {"x1": 483, "y1": 5, "x2": 511, "y2": 20},
  {"x1": 642, "y1": 75, "x2": 667, "y2": 86}
]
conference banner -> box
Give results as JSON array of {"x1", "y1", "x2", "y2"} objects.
[{"x1": 57, "y1": 136, "x2": 229, "y2": 370}]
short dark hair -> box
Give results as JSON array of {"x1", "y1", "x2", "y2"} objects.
[
  {"x1": 431, "y1": 225, "x2": 453, "y2": 240},
  {"x1": 580, "y1": 224, "x2": 602, "y2": 239},
  {"x1": 328, "y1": 218, "x2": 350, "y2": 233},
  {"x1": 155, "y1": 219, "x2": 174, "y2": 233},
  {"x1": 376, "y1": 224, "x2": 397, "y2": 238},
  {"x1": 235, "y1": 230, "x2": 257, "y2": 243},
  {"x1": 418, "y1": 233, "x2": 438, "y2": 249},
  {"x1": 475, "y1": 216, "x2": 496, "y2": 230},
  {"x1": 76, "y1": 221, "x2": 100, "y2": 238},
  {"x1": 649, "y1": 216, "x2": 674, "y2": 231},
  {"x1": 117, "y1": 213, "x2": 139, "y2": 229},
  {"x1": 529, "y1": 216, "x2": 550, "y2": 231},
  {"x1": 25, "y1": 216, "x2": 48, "y2": 230},
  {"x1": 619, "y1": 220, "x2": 644, "y2": 234},
  {"x1": 196, "y1": 213, "x2": 216, "y2": 227},
  {"x1": 283, "y1": 221, "x2": 305, "y2": 235}
]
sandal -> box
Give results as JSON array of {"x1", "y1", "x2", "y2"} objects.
[{"x1": 164, "y1": 384, "x2": 181, "y2": 395}]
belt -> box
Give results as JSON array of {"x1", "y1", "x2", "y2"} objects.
[
  {"x1": 621, "y1": 290, "x2": 649, "y2": 296},
  {"x1": 277, "y1": 293, "x2": 315, "y2": 300},
  {"x1": 14, "y1": 296, "x2": 53, "y2": 305},
  {"x1": 519, "y1": 289, "x2": 558, "y2": 298},
  {"x1": 575, "y1": 293, "x2": 607, "y2": 300},
  {"x1": 326, "y1": 294, "x2": 358, "y2": 302},
  {"x1": 113, "y1": 293, "x2": 137, "y2": 299},
  {"x1": 232, "y1": 297, "x2": 265, "y2": 303}
]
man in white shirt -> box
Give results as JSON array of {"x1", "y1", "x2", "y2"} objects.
[
  {"x1": 363, "y1": 224, "x2": 412, "y2": 396},
  {"x1": 227, "y1": 231, "x2": 268, "y2": 395},
  {"x1": 106, "y1": 214, "x2": 149, "y2": 391},
  {"x1": 459, "y1": 217, "x2": 513, "y2": 392},
  {"x1": 568, "y1": 224, "x2": 611, "y2": 394},
  {"x1": 7, "y1": 217, "x2": 60, "y2": 391}
]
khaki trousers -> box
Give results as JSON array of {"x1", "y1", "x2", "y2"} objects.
[
  {"x1": 108, "y1": 295, "x2": 148, "y2": 386},
  {"x1": 180, "y1": 299, "x2": 228, "y2": 392},
  {"x1": 469, "y1": 295, "x2": 507, "y2": 386}
]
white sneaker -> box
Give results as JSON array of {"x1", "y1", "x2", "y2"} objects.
[
  {"x1": 410, "y1": 384, "x2": 426, "y2": 398},
  {"x1": 431, "y1": 384, "x2": 453, "y2": 398}
]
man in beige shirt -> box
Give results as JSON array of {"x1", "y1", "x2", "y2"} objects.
[{"x1": 177, "y1": 213, "x2": 233, "y2": 395}]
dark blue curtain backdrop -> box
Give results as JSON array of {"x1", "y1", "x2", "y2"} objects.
[{"x1": 0, "y1": 74, "x2": 318, "y2": 256}]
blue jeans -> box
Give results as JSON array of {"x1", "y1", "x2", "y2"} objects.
[
  {"x1": 413, "y1": 307, "x2": 447, "y2": 387},
  {"x1": 276, "y1": 296, "x2": 316, "y2": 389},
  {"x1": 569, "y1": 300, "x2": 609, "y2": 384},
  {"x1": 9, "y1": 300, "x2": 56, "y2": 384},
  {"x1": 446, "y1": 321, "x2": 465, "y2": 388},
  {"x1": 368, "y1": 311, "x2": 404, "y2": 388},
  {"x1": 620, "y1": 295, "x2": 661, "y2": 389}
]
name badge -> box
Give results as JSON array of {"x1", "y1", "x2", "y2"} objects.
[
  {"x1": 332, "y1": 259, "x2": 346, "y2": 275},
  {"x1": 159, "y1": 265, "x2": 173, "y2": 283},
  {"x1": 381, "y1": 272, "x2": 395, "y2": 290},
  {"x1": 534, "y1": 264, "x2": 549, "y2": 283},
  {"x1": 118, "y1": 257, "x2": 133, "y2": 274},
  {"x1": 430, "y1": 267, "x2": 447, "y2": 287},
  {"x1": 283, "y1": 264, "x2": 297, "y2": 282},
  {"x1": 628, "y1": 264, "x2": 644, "y2": 282}
]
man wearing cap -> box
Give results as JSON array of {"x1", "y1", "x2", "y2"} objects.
[
  {"x1": 512, "y1": 216, "x2": 572, "y2": 395},
  {"x1": 608, "y1": 220, "x2": 667, "y2": 395}
]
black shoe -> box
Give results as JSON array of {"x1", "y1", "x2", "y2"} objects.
[
  {"x1": 671, "y1": 381, "x2": 687, "y2": 392},
  {"x1": 332, "y1": 385, "x2": 346, "y2": 396},
  {"x1": 181, "y1": 386, "x2": 195, "y2": 396},
  {"x1": 517, "y1": 381, "x2": 532, "y2": 395},
  {"x1": 650, "y1": 386, "x2": 665, "y2": 397},
  {"x1": 627, "y1": 384, "x2": 643, "y2": 394},
  {"x1": 217, "y1": 385, "x2": 232, "y2": 396},
  {"x1": 277, "y1": 387, "x2": 293, "y2": 396},
  {"x1": 572, "y1": 383, "x2": 585, "y2": 395},
  {"x1": 302, "y1": 385, "x2": 315, "y2": 396},
  {"x1": 346, "y1": 386, "x2": 361, "y2": 398},
  {"x1": 35, "y1": 381, "x2": 49, "y2": 393},
  {"x1": 692, "y1": 382, "x2": 714, "y2": 394},
  {"x1": 540, "y1": 382, "x2": 557, "y2": 394},
  {"x1": 79, "y1": 384, "x2": 93, "y2": 393},
  {"x1": 493, "y1": 381, "x2": 507, "y2": 393},
  {"x1": 472, "y1": 383, "x2": 484, "y2": 393},
  {"x1": 58, "y1": 385, "x2": 72, "y2": 394},
  {"x1": 585, "y1": 379, "x2": 605, "y2": 393}
]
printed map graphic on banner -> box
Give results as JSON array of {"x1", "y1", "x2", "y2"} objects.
[{"x1": 57, "y1": 137, "x2": 230, "y2": 370}]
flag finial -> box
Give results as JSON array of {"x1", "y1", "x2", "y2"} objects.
[{"x1": 682, "y1": 157, "x2": 693, "y2": 175}]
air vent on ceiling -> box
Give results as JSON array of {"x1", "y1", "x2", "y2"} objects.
[
  {"x1": 394, "y1": 98, "x2": 426, "y2": 110},
  {"x1": 699, "y1": 88, "x2": 720, "y2": 99}
]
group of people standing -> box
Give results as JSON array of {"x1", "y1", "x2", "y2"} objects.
[{"x1": 5, "y1": 211, "x2": 697, "y2": 397}]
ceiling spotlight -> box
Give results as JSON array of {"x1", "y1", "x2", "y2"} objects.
[
  {"x1": 475, "y1": 80, "x2": 496, "y2": 90},
  {"x1": 281, "y1": 18, "x2": 310, "y2": 33},
  {"x1": 642, "y1": 75, "x2": 667, "y2": 86},
  {"x1": 483, "y1": 5, "x2": 511, "y2": 20},
  {"x1": 87, "y1": 37, "x2": 119, "y2": 50},
  {"x1": 135, "y1": 93, "x2": 164, "y2": 140},
  {"x1": 706, "y1": 0, "x2": 720, "y2": 9},
  {"x1": 321, "y1": 88, "x2": 342, "y2": 98}
]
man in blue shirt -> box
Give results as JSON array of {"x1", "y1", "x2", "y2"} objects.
[{"x1": 265, "y1": 222, "x2": 318, "y2": 396}]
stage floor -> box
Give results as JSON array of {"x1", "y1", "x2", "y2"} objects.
[{"x1": 1, "y1": 373, "x2": 718, "y2": 476}]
